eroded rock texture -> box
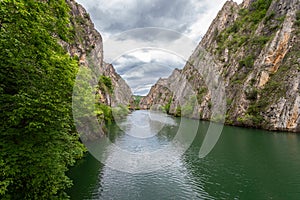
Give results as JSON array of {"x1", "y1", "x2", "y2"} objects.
[{"x1": 141, "y1": 0, "x2": 300, "y2": 132}]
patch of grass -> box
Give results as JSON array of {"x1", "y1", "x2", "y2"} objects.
[
  {"x1": 208, "y1": 101, "x2": 212, "y2": 109},
  {"x1": 264, "y1": 11, "x2": 275, "y2": 23},
  {"x1": 231, "y1": 78, "x2": 243, "y2": 85},
  {"x1": 226, "y1": 98, "x2": 233, "y2": 106},
  {"x1": 296, "y1": 10, "x2": 300, "y2": 26},
  {"x1": 237, "y1": 113, "x2": 264, "y2": 126},
  {"x1": 239, "y1": 55, "x2": 255, "y2": 69},
  {"x1": 175, "y1": 105, "x2": 181, "y2": 117},
  {"x1": 251, "y1": 35, "x2": 271, "y2": 46},
  {"x1": 132, "y1": 95, "x2": 143, "y2": 109}
]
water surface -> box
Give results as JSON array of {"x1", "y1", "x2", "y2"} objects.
[{"x1": 68, "y1": 110, "x2": 300, "y2": 199}]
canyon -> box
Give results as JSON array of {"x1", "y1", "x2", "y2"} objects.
[{"x1": 140, "y1": 0, "x2": 300, "y2": 132}]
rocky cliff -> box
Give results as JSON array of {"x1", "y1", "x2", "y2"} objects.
[
  {"x1": 140, "y1": 69, "x2": 181, "y2": 110},
  {"x1": 140, "y1": 0, "x2": 300, "y2": 132},
  {"x1": 64, "y1": 0, "x2": 132, "y2": 139},
  {"x1": 63, "y1": 0, "x2": 103, "y2": 70},
  {"x1": 64, "y1": 0, "x2": 132, "y2": 106},
  {"x1": 103, "y1": 63, "x2": 133, "y2": 107}
]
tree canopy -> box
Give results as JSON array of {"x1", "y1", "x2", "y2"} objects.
[{"x1": 0, "y1": 0, "x2": 85, "y2": 199}]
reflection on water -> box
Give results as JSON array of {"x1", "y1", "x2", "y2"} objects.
[
  {"x1": 68, "y1": 111, "x2": 300, "y2": 200},
  {"x1": 117, "y1": 110, "x2": 177, "y2": 139},
  {"x1": 84, "y1": 110, "x2": 199, "y2": 173}
]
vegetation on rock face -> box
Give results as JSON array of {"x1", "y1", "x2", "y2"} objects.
[
  {"x1": 142, "y1": 0, "x2": 299, "y2": 132},
  {"x1": 95, "y1": 75, "x2": 114, "y2": 124},
  {"x1": 98, "y1": 75, "x2": 113, "y2": 94},
  {"x1": 95, "y1": 75, "x2": 131, "y2": 124},
  {"x1": 0, "y1": 1, "x2": 85, "y2": 199},
  {"x1": 296, "y1": 10, "x2": 300, "y2": 27},
  {"x1": 181, "y1": 95, "x2": 197, "y2": 118},
  {"x1": 174, "y1": 106, "x2": 182, "y2": 117},
  {"x1": 216, "y1": 0, "x2": 273, "y2": 56},
  {"x1": 214, "y1": 0, "x2": 292, "y2": 127},
  {"x1": 95, "y1": 103, "x2": 113, "y2": 124},
  {"x1": 112, "y1": 104, "x2": 130, "y2": 120},
  {"x1": 132, "y1": 95, "x2": 143, "y2": 110},
  {"x1": 163, "y1": 97, "x2": 173, "y2": 114}
]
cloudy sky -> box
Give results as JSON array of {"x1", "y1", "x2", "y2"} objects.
[{"x1": 77, "y1": 0, "x2": 243, "y2": 95}]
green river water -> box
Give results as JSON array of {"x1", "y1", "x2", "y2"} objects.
[{"x1": 68, "y1": 110, "x2": 300, "y2": 200}]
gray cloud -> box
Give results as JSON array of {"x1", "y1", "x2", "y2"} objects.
[
  {"x1": 79, "y1": 0, "x2": 206, "y2": 38},
  {"x1": 112, "y1": 49, "x2": 185, "y2": 95},
  {"x1": 114, "y1": 28, "x2": 184, "y2": 42},
  {"x1": 76, "y1": 0, "x2": 243, "y2": 95}
]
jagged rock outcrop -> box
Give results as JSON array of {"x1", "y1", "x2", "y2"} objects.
[
  {"x1": 63, "y1": 0, "x2": 103, "y2": 70},
  {"x1": 200, "y1": 1, "x2": 240, "y2": 50},
  {"x1": 141, "y1": 0, "x2": 300, "y2": 132},
  {"x1": 64, "y1": 0, "x2": 132, "y2": 106},
  {"x1": 139, "y1": 69, "x2": 181, "y2": 110},
  {"x1": 63, "y1": 0, "x2": 132, "y2": 139},
  {"x1": 103, "y1": 63, "x2": 133, "y2": 107}
]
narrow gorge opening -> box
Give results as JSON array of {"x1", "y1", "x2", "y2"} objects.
[{"x1": 1, "y1": 0, "x2": 300, "y2": 199}]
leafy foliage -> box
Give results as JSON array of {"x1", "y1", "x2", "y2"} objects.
[
  {"x1": 0, "y1": 1, "x2": 85, "y2": 199},
  {"x1": 132, "y1": 95, "x2": 142, "y2": 110},
  {"x1": 112, "y1": 104, "x2": 130, "y2": 120},
  {"x1": 95, "y1": 103, "x2": 113, "y2": 124},
  {"x1": 164, "y1": 97, "x2": 173, "y2": 114},
  {"x1": 98, "y1": 75, "x2": 113, "y2": 94},
  {"x1": 174, "y1": 106, "x2": 181, "y2": 117}
]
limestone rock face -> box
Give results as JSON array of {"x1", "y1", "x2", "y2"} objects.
[
  {"x1": 63, "y1": 0, "x2": 132, "y2": 107},
  {"x1": 139, "y1": 69, "x2": 182, "y2": 111},
  {"x1": 141, "y1": 0, "x2": 300, "y2": 132},
  {"x1": 103, "y1": 63, "x2": 133, "y2": 107},
  {"x1": 61, "y1": 1, "x2": 133, "y2": 139},
  {"x1": 200, "y1": 0, "x2": 239, "y2": 50},
  {"x1": 64, "y1": 0, "x2": 103, "y2": 71}
]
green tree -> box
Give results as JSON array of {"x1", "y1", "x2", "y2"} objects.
[{"x1": 0, "y1": 1, "x2": 84, "y2": 199}]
